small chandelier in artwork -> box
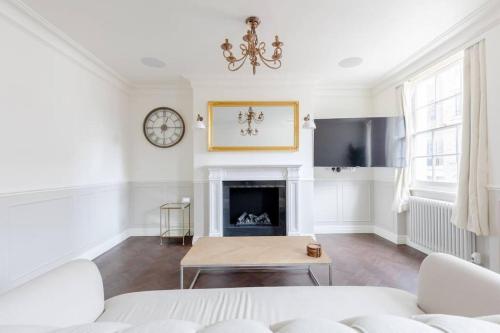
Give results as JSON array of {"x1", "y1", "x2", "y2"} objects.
[
  {"x1": 239, "y1": 107, "x2": 264, "y2": 136},
  {"x1": 221, "y1": 16, "x2": 283, "y2": 75}
]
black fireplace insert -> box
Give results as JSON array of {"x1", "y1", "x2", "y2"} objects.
[{"x1": 223, "y1": 180, "x2": 286, "y2": 236}]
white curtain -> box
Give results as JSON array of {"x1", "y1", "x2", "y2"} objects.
[
  {"x1": 393, "y1": 82, "x2": 412, "y2": 213},
  {"x1": 451, "y1": 40, "x2": 489, "y2": 236}
]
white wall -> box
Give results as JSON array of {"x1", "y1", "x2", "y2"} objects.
[
  {"x1": 127, "y1": 87, "x2": 194, "y2": 231},
  {"x1": 0, "y1": 4, "x2": 129, "y2": 193},
  {"x1": 0, "y1": 2, "x2": 130, "y2": 292},
  {"x1": 128, "y1": 87, "x2": 193, "y2": 182},
  {"x1": 313, "y1": 88, "x2": 373, "y2": 119}
]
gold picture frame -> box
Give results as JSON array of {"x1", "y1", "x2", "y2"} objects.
[{"x1": 207, "y1": 101, "x2": 299, "y2": 152}]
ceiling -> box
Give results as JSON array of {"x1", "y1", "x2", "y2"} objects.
[{"x1": 22, "y1": 0, "x2": 491, "y2": 86}]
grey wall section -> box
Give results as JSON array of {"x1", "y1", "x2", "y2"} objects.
[{"x1": 0, "y1": 183, "x2": 129, "y2": 293}]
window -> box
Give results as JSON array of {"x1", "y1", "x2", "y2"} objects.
[{"x1": 410, "y1": 54, "x2": 463, "y2": 189}]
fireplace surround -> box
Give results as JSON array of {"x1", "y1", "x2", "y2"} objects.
[
  {"x1": 206, "y1": 165, "x2": 301, "y2": 237},
  {"x1": 223, "y1": 180, "x2": 286, "y2": 236}
]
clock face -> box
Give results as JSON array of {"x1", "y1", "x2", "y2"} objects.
[{"x1": 143, "y1": 107, "x2": 185, "y2": 148}]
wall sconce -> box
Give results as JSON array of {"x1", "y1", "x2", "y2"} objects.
[
  {"x1": 302, "y1": 114, "x2": 316, "y2": 130},
  {"x1": 194, "y1": 114, "x2": 206, "y2": 129}
]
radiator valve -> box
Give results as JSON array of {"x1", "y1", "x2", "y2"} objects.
[{"x1": 471, "y1": 252, "x2": 482, "y2": 265}]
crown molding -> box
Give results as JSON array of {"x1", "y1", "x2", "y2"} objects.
[
  {"x1": 1, "y1": 0, "x2": 132, "y2": 93},
  {"x1": 131, "y1": 78, "x2": 372, "y2": 97},
  {"x1": 313, "y1": 84, "x2": 372, "y2": 97},
  {"x1": 185, "y1": 73, "x2": 319, "y2": 89},
  {"x1": 371, "y1": 0, "x2": 500, "y2": 95},
  {"x1": 131, "y1": 78, "x2": 193, "y2": 95}
]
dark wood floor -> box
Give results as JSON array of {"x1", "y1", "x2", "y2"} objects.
[{"x1": 94, "y1": 234, "x2": 426, "y2": 299}]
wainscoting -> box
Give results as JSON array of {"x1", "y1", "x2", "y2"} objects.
[
  {"x1": 129, "y1": 181, "x2": 193, "y2": 234},
  {"x1": 314, "y1": 180, "x2": 372, "y2": 233},
  {"x1": 0, "y1": 183, "x2": 129, "y2": 293},
  {"x1": 313, "y1": 177, "x2": 404, "y2": 245}
]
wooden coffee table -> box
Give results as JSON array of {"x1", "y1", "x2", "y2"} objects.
[{"x1": 179, "y1": 236, "x2": 332, "y2": 289}]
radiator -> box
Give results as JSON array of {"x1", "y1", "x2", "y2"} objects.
[{"x1": 408, "y1": 196, "x2": 476, "y2": 260}]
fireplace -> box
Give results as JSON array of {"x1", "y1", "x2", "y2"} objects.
[{"x1": 223, "y1": 180, "x2": 286, "y2": 236}]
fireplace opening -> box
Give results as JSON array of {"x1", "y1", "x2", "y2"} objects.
[{"x1": 223, "y1": 180, "x2": 286, "y2": 236}]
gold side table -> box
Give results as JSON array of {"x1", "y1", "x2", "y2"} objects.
[{"x1": 160, "y1": 202, "x2": 191, "y2": 245}]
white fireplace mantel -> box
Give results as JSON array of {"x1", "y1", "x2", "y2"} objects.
[{"x1": 207, "y1": 165, "x2": 302, "y2": 237}]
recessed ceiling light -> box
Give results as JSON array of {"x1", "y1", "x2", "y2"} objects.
[
  {"x1": 141, "y1": 57, "x2": 166, "y2": 68},
  {"x1": 338, "y1": 57, "x2": 363, "y2": 68}
]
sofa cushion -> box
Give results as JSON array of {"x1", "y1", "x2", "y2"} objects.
[
  {"x1": 478, "y1": 315, "x2": 500, "y2": 325},
  {"x1": 49, "y1": 322, "x2": 130, "y2": 333},
  {"x1": 98, "y1": 286, "x2": 421, "y2": 326},
  {"x1": 413, "y1": 314, "x2": 500, "y2": 333},
  {"x1": 347, "y1": 315, "x2": 440, "y2": 333},
  {"x1": 0, "y1": 260, "x2": 104, "y2": 327},
  {"x1": 122, "y1": 320, "x2": 200, "y2": 333},
  {"x1": 272, "y1": 318, "x2": 356, "y2": 333},
  {"x1": 200, "y1": 320, "x2": 271, "y2": 333},
  {"x1": 0, "y1": 326, "x2": 56, "y2": 333}
]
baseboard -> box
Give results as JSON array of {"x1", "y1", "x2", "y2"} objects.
[
  {"x1": 76, "y1": 227, "x2": 159, "y2": 261},
  {"x1": 314, "y1": 224, "x2": 374, "y2": 234},
  {"x1": 405, "y1": 239, "x2": 433, "y2": 255},
  {"x1": 77, "y1": 230, "x2": 130, "y2": 260},
  {"x1": 373, "y1": 227, "x2": 407, "y2": 245},
  {"x1": 128, "y1": 227, "x2": 159, "y2": 236}
]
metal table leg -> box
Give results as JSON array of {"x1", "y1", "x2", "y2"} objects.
[
  {"x1": 329, "y1": 263, "x2": 333, "y2": 286},
  {"x1": 160, "y1": 207, "x2": 163, "y2": 245},
  {"x1": 189, "y1": 269, "x2": 201, "y2": 289},
  {"x1": 182, "y1": 208, "x2": 185, "y2": 246},
  {"x1": 180, "y1": 266, "x2": 184, "y2": 289},
  {"x1": 308, "y1": 266, "x2": 320, "y2": 286}
]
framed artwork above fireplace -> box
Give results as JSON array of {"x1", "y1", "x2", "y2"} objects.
[{"x1": 207, "y1": 101, "x2": 299, "y2": 152}]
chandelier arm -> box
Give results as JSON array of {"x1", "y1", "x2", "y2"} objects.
[
  {"x1": 257, "y1": 48, "x2": 278, "y2": 62},
  {"x1": 257, "y1": 51, "x2": 282, "y2": 69},
  {"x1": 228, "y1": 54, "x2": 249, "y2": 72},
  {"x1": 222, "y1": 49, "x2": 233, "y2": 58},
  {"x1": 257, "y1": 42, "x2": 266, "y2": 54}
]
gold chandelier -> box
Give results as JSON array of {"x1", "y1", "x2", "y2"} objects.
[
  {"x1": 239, "y1": 107, "x2": 264, "y2": 136},
  {"x1": 221, "y1": 16, "x2": 283, "y2": 75}
]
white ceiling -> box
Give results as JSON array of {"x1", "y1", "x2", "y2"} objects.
[{"x1": 22, "y1": 0, "x2": 491, "y2": 86}]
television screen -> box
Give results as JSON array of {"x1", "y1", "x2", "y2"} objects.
[{"x1": 314, "y1": 117, "x2": 406, "y2": 167}]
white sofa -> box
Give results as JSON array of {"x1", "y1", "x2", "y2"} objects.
[{"x1": 0, "y1": 253, "x2": 499, "y2": 332}]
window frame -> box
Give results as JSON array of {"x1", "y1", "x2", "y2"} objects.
[{"x1": 408, "y1": 54, "x2": 464, "y2": 194}]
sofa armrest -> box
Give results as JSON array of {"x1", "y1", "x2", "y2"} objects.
[
  {"x1": 0, "y1": 259, "x2": 104, "y2": 327},
  {"x1": 417, "y1": 253, "x2": 500, "y2": 316}
]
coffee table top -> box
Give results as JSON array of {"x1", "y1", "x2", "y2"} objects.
[{"x1": 180, "y1": 236, "x2": 331, "y2": 267}]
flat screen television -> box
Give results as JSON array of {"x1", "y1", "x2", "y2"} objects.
[{"x1": 314, "y1": 117, "x2": 406, "y2": 167}]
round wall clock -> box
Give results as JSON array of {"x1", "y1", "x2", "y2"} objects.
[{"x1": 143, "y1": 107, "x2": 185, "y2": 148}]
